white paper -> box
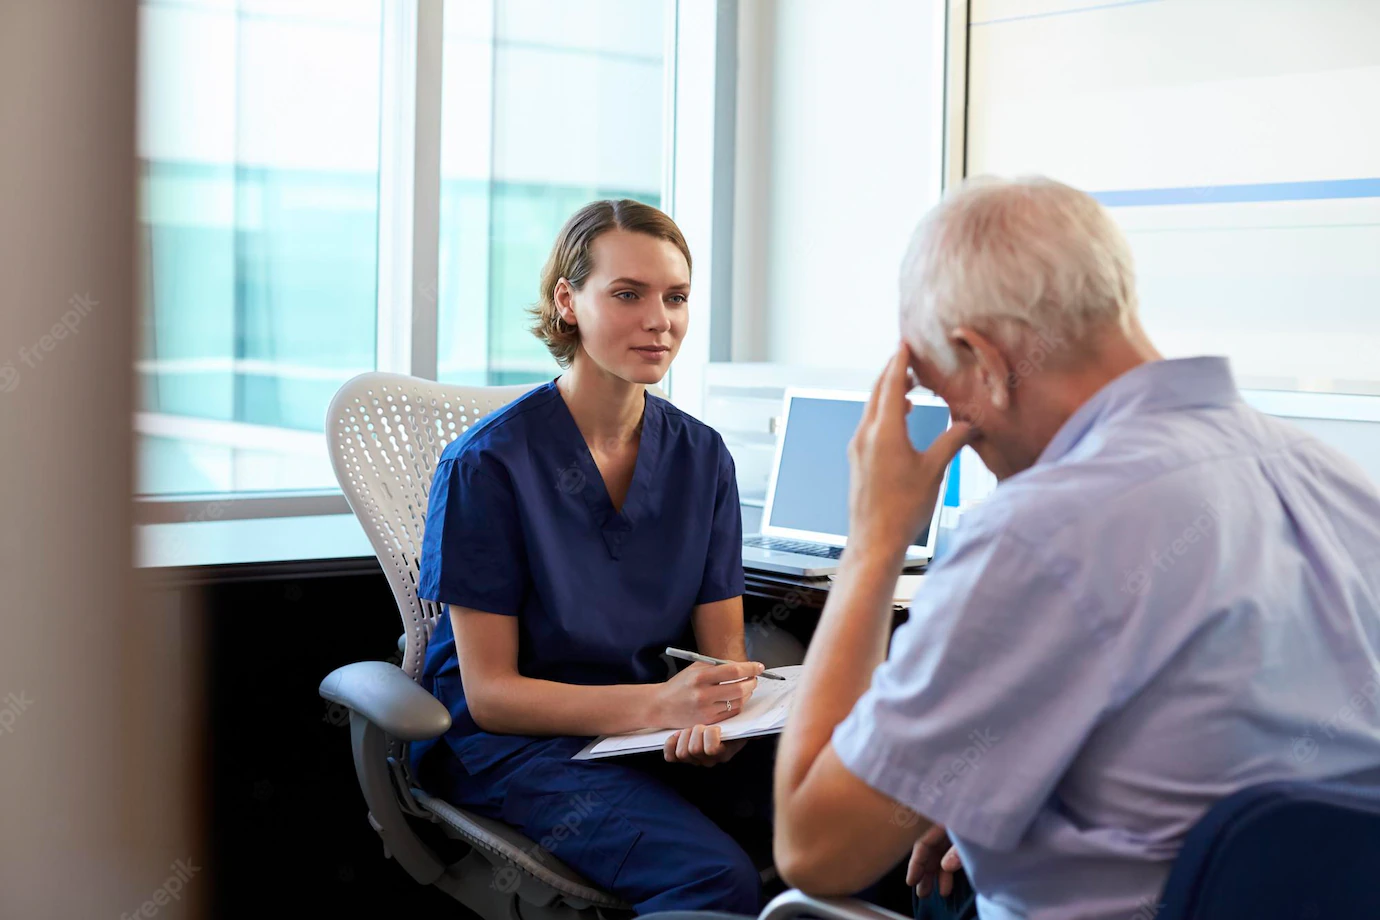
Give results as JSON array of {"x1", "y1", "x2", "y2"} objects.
[{"x1": 572, "y1": 665, "x2": 804, "y2": 760}]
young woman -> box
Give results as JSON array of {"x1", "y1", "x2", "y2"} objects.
[{"x1": 411, "y1": 200, "x2": 775, "y2": 914}]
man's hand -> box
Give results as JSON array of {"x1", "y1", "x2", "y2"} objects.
[
  {"x1": 848, "y1": 343, "x2": 971, "y2": 555},
  {"x1": 664, "y1": 724, "x2": 747, "y2": 766},
  {"x1": 906, "y1": 824, "x2": 963, "y2": 898}
]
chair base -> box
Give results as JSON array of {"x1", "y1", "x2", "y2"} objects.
[
  {"x1": 414, "y1": 788, "x2": 634, "y2": 916},
  {"x1": 431, "y1": 847, "x2": 634, "y2": 920}
]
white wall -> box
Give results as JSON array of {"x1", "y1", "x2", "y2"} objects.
[
  {"x1": 732, "y1": 0, "x2": 946, "y2": 368},
  {"x1": 966, "y1": 0, "x2": 1380, "y2": 394}
]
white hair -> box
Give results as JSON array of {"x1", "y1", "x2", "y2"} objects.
[{"x1": 899, "y1": 176, "x2": 1138, "y2": 372}]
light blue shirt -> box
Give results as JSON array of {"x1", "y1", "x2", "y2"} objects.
[{"x1": 832, "y1": 357, "x2": 1380, "y2": 920}]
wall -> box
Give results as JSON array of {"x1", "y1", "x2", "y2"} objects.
[
  {"x1": 0, "y1": 2, "x2": 197, "y2": 916},
  {"x1": 731, "y1": 0, "x2": 946, "y2": 369}
]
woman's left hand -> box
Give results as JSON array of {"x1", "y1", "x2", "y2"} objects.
[{"x1": 664, "y1": 724, "x2": 747, "y2": 766}]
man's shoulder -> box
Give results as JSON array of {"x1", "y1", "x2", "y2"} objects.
[
  {"x1": 960, "y1": 399, "x2": 1380, "y2": 568},
  {"x1": 960, "y1": 430, "x2": 1229, "y2": 552}
]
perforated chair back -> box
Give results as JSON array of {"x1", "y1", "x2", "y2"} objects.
[
  {"x1": 326, "y1": 373, "x2": 542, "y2": 681},
  {"x1": 1156, "y1": 779, "x2": 1380, "y2": 919}
]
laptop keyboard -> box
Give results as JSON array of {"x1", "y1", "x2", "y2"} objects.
[{"x1": 743, "y1": 536, "x2": 845, "y2": 560}]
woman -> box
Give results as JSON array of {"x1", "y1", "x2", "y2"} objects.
[{"x1": 411, "y1": 199, "x2": 775, "y2": 914}]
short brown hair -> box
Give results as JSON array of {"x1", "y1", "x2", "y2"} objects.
[{"x1": 530, "y1": 199, "x2": 692, "y2": 368}]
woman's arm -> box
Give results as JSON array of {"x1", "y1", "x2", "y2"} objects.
[
  {"x1": 660, "y1": 595, "x2": 755, "y2": 765},
  {"x1": 691, "y1": 595, "x2": 748, "y2": 661},
  {"x1": 453, "y1": 605, "x2": 761, "y2": 737}
]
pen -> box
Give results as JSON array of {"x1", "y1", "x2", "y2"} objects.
[{"x1": 664, "y1": 646, "x2": 786, "y2": 679}]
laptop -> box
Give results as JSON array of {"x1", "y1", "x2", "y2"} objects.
[{"x1": 742, "y1": 388, "x2": 952, "y2": 577}]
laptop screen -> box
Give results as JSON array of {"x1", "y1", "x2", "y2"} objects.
[{"x1": 765, "y1": 394, "x2": 951, "y2": 547}]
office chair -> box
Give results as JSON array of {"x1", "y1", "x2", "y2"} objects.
[
  {"x1": 319, "y1": 372, "x2": 799, "y2": 920},
  {"x1": 1156, "y1": 779, "x2": 1380, "y2": 919},
  {"x1": 319, "y1": 372, "x2": 632, "y2": 920},
  {"x1": 636, "y1": 888, "x2": 912, "y2": 920},
  {"x1": 641, "y1": 778, "x2": 1380, "y2": 920}
]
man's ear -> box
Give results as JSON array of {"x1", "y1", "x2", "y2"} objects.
[
  {"x1": 553, "y1": 278, "x2": 578, "y2": 325},
  {"x1": 951, "y1": 326, "x2": 1013, "y2": 410}
]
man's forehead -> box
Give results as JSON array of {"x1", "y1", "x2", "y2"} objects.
[{"x1": 903, "y1": 344, "x2": 945, "y2": 390}]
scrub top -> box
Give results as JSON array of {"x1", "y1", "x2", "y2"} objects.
[{"x1": 411, "y1": 379, "x2": 744, "y2": 777}]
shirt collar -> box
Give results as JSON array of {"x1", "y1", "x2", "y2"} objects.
[{"x1": 1036, "y1": 356, "x2": 1240, "y2": 466}]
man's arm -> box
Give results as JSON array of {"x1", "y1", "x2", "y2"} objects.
[
  {"x1": 774, "y1": 551, "x2": 936, "y2": 893},
  {"x1": 775, "y1": 346, "x2": 970, "y2": 893}
]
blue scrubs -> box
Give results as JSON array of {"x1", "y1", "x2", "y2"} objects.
[{"x1": 412, "y1": 380, "x2": 766, "y2": 914}]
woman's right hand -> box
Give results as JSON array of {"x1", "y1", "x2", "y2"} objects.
[{"x1": 651, "y1": 660, "x2": 764, "y2": 729}]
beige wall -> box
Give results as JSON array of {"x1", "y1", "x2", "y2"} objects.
[{"x1": 0, "y1": 1, "x2": 200, "y2": 916}]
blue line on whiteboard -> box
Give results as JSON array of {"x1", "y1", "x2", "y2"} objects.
[
  {"x1": 970, "y1": 0, "x2": 1161, "y2": 27},
  {"x1": 1091, "y1": 179, "x2": 1380, "y2": 207}
]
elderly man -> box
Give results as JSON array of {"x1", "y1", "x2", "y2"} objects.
[{"x1": 773, "y1": 177, "x2": 1380, "y2": 919}]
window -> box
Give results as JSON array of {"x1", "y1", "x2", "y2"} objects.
[
  {"x1": 435, "y1": 0, "x2": 668, "y2": 386},
  {"x1": 137, "y1": 0, "x2": 384, "y2": 494},
  {"x1": 136, "y1": 0, "x2": 678, "y2": 500}
]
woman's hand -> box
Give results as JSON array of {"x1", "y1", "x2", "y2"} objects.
[
  {"x1": 663, "y1": 724, "x2": 748, "y2": 766},
  {"x1": 906, "y1": 824, "x2": 963, "y2": 898},
  {"x1": 650, "y1": 660, "x2": 763, "y2": 730}
]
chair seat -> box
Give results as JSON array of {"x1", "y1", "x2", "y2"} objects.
[{"x1": 413, "y1": 788, "x2": 633, "y2": 910}]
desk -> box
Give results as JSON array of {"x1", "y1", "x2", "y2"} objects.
[
  {"x1": 743, "y1": 568, "x2": 913, "y2": 653},
  {"x1": 744, "y1": 569, "x2": 831, "y2": 609}
]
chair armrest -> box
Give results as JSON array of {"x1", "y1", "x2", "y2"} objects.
[
  {"x1": 760, "y1": 890, "x2": 913, "y2": 920},
  {"x1": 319, "y1": 661, "x2": 451, "y2": 742}
]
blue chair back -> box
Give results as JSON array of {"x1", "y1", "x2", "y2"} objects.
[{"x1": 1157, "y1": 780, "x2": 1380, "y2": 920}]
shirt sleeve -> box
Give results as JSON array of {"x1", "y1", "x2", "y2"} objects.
[
  {"x1": 830, "y1": 522, "x2": 1116, "y2": 851},
  {"x1": 695, "y1": 442, "x2": 745, "y2": 605},
  {"x1": 417, "y1": 455, "x2": 529, "y2": 616}
]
